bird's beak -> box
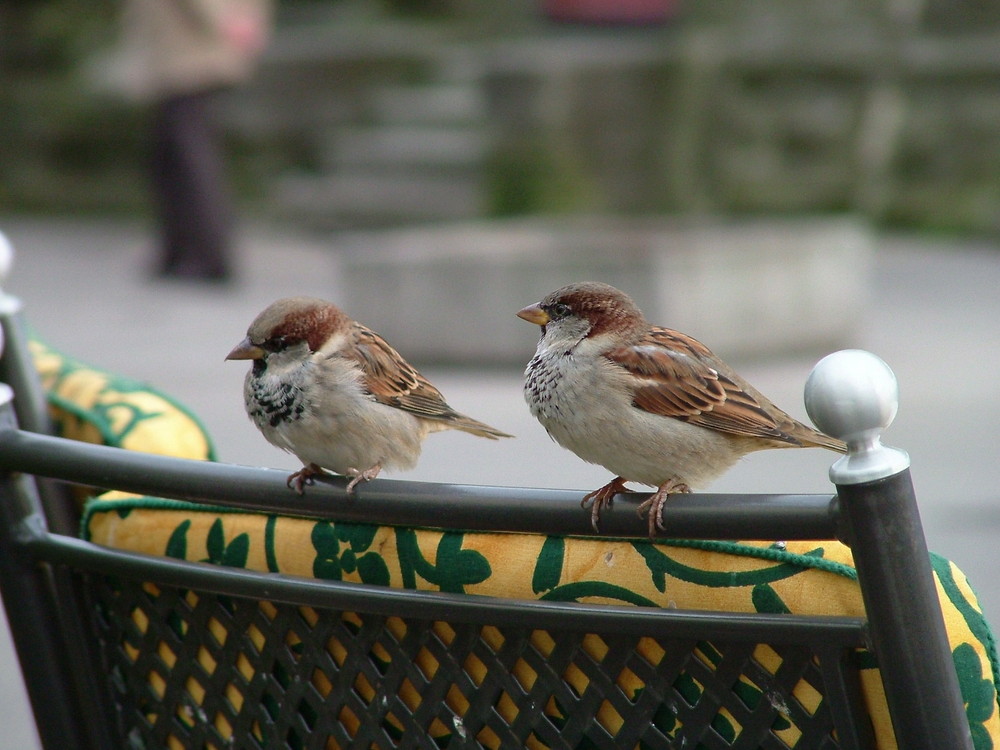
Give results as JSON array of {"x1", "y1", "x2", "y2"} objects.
[
  {"x1": 225, "y1": 337, "x2": 265, "y2": 361},
  {"x1": 516, "y1": 303, "x2": 550, "y2": 326}
]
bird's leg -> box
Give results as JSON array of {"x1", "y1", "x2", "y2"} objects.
[
  {"x1": 636, "y1": 479, "x2": 691, "y2": 537},
  {"x1": 345, "y1": 462, "x2": 382, "y2": 494},
  {"x1": 287, "y1": 463, "x2": 325, "y2": 495},
  {"x1": 581, "y1": 476, "x2": 631, "y2": 533}
]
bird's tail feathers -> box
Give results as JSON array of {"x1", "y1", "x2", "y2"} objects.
[
  {"x1": 770, "y1": 410, "x2": 847, "y2": 454},
  {"x1": 798, "y1": 430, "x2": 847, "y2": 453},
  {"x1": 448, "y1": 414, "x2": 514, "y2": 440}
]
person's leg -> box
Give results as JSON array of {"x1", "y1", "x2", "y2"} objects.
[{"x1": 150, "y1": 90, "x2": 234, "y2": 280}]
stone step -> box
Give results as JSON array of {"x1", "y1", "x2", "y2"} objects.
[
  {"x1": 370, "y1": 83, "x2": 487, "y2": 125},
  {"x1": 324, "y1": 126, "x2": 489, "y2": 172},
  {"x1": 273, "y1": 171, "x2": 484, "y2": 229},
  {"x1": 333, "y1": 215, "x2": 873, "y2": 363}
]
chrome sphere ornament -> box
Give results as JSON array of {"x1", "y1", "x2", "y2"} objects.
[
  {"x1": 0, "y1": 228, "x2": 17, "y2": 315},
  {"x1": 0, "y1": 229, "x2": 8, "y2": 357},
  {"x1": 0, "y1": 229, "x2": 11, "y2": 285},
  {"x1": 804, "y1": 349, "x2": 910, "y2": 485}
]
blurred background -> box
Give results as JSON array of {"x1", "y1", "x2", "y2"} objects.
[
  {"x1": 3, "y1": 1, "x2": 1000, "y2": 747},
  {"x1": 5, "y1": 0, "x2": 1000, "y2": 232}
]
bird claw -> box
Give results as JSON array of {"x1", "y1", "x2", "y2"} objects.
[
  {"x1": 286, "y1": 464, "x2": 324, "y2": 495},
  {"x1": 581, "y1": 477, "x2": 630, "y2": 533},
  {"x1": 345, "y1": 463, "x2": 382, "y2": 494},
  {"x1": 636, "y1": 480, "x2": 691, "y2": 537}
]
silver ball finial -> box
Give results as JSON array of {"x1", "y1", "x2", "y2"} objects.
[
  {"x1": 0, "y1": 230, "x2": 12, "y2": 286},
  {"x1": 805, "y1": 349, "x2": 898, "y2": 440},
  {"x1": 805, "y1": 349, "x2": 910, "y2": 485},
  {"x1": 0, "y1": 229, "x2": 20, "y2": 316},
  {"x1": 0, "y1": 230, "x2": 9, "y2": 360}
]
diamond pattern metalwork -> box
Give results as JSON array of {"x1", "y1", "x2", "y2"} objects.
[{"x1": 85, "y1": 574, "x2": 870, "y2": 749}]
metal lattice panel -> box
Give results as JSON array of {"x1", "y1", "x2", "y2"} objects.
[{"x1": 81, "y1": 573, "x2": 869, "y2": 749}]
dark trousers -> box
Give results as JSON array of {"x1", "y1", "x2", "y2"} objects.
[{"x1": 150, "y1": 89, "x2": 234, "y2": 279}]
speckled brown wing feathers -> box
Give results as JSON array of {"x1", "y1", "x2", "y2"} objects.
[
  {"x1": 347, "y1": 322, "x2": 511, "y2": 439},
  {"x1": 606, "y1": 327, "x2": 845, "y2": 451}
]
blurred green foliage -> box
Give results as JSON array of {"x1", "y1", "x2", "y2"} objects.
[
  {"x1": 486, "y1": 136, "x2": 601, "y2": 217},
  {"x1": 0, "y1": 0, "x2": 267, "y2": 215},
  {"x1": 0, "y1": 1, "x2": 146, "y2": 213}
]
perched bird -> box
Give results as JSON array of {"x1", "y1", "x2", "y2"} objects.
[
  {"x1": 517, "y1": 282, "x2": 846, "y2": 535},
  {"x1": 227, "y1": 297, "x2": 512, "y2": 494}
]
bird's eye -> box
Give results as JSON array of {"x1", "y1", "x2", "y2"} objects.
[
  {"x1": 262, "y1": 336, "x2": 288, "y2": 353},
  {"x1": 551, "y1": 303, "x2": 572, "y2": 319}
]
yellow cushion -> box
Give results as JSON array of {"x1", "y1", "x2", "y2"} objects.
[
  {"x1": 30, "y1": 339, "x2": 215, "y2": 460},
  {"x1": 84, "y1": 494, "x2": 1000, "y2": 749}
]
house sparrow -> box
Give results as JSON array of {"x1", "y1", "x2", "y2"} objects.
[
  {"x1": 517, "y1": 282, "x2": 846, "y2": 535},
  {"x1": 227, "y1": 297, "x2": 512, "y2": 493}
]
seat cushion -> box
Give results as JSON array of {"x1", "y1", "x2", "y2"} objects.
[{"x1": 84, "y1": 493, "x2": 1000, "y2": 748}]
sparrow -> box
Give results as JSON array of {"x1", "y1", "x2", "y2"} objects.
[
  {"x1": 227, "y1": 297, "x2": 512, "y2": 494},
  {"x1": 517, "y1": 282, "x2": 846, "y2": 535}
]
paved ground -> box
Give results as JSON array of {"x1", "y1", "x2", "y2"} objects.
[{"x1": 2, "y1": 215, "x2": 1000, "y2": 748}]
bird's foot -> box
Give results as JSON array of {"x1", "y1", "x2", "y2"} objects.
[
  {"x1": 581, "y1": 476, "x2": 631, "y2": 533},
  {"x1": 287, "y1": 463, "x2": 325, "y2": 495},
  {"x1": 345, "y1": 463, "x2": 382, "y2": 494},
  {"x1": 636, "y1": 479, "x2": 691, "y2": 537}
]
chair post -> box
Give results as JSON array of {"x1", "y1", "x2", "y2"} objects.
[
  {"x1": 0, "y1": 230, "x2": 82, "y2": 537},
  {"x1": 0, "y1": 230, "x2": 52, "y2": 437},
  {"x1": 0, "y1": 387, "x2": 98, "y2": 749},
  {"x1": 806, "y1": 350, "x2": 974, "y2": 750}
]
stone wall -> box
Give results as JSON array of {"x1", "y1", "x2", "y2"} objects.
[{"x1": 335, "y1": 215, "x2": 873, "y2": 362}]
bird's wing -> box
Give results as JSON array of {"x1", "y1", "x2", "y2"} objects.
[
  {"x1": 605, "y1": 327, "x2": 804, "y2": 445},
  {"x1": 345, "y1": 322, "x2": 459, "y2": 419},
  {"x1": 347, "y1": 322, "x2": 511, "y2": 438}
]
